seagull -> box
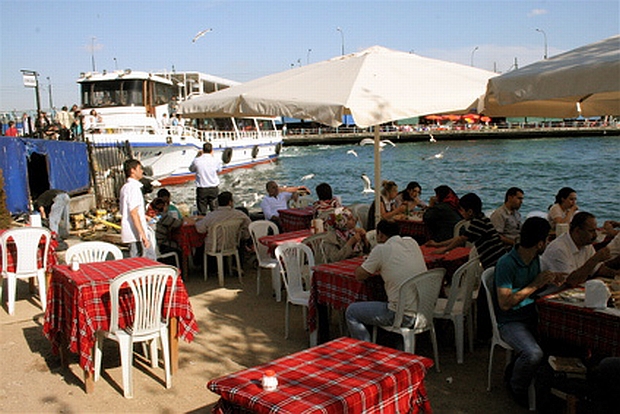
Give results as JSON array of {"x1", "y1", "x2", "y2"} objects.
[
  {"x1": 429, "y1": 133, "x2": 436, "y2": 143},
  {"x1": 361, "y1": 174, "x2": 375, "y2": 193},
  {"x1": 359, "y1": 138, "x2": 396, "y2": 148},
  {"x1": 300, "y1": 173, "x2": 315, "y2": 181},
  {"x1": 347, "y1": 149, "x2": 358, "y2": 157},
  {"x1": 423, "y1": 146, "x2": 450, "y2": 160},
  {"x1": 231, "y1": 177, "x2": 241, "y2": 187},
  {"x1": 192, "y1": 28, "x2": 213, "y2": 43}
]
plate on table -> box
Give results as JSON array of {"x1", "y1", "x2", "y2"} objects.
[{"x1": 558, "y1": 290, "x2": 586, "y2": 302}]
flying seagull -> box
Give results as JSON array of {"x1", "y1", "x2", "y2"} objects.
[
  {"x1": 359, "y1": 138, "x2": 396, "y2": 148},
  {"x1": 347, "y1": 149, "x2": 358, "y2": 157},
  {"x1": 423, "y1": 146, "x2": 450, "y2": 160},
  {"x1": 300, "y1": 173, "x2": 315, "y2": 181},
  {"x1": 429, "y1": 133, "x2": 436, "y2": 143},
  {"x1": 192, "y1": 28, "x2": 213, "y2": 43},
  {"x1": 361, "y1": 174, "x2": 375, "y2": 193}
]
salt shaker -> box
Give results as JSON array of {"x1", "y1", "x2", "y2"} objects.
[
  {"x1": 261, "y1": 369, "x2": 278, "y2": 391},
  {"x1": 71, "y1": 259, "x2": 80, "y2": 271}
]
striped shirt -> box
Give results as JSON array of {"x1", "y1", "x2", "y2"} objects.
[{"x1": 463, "y1": 215, "x2": 507, "y2": 269}]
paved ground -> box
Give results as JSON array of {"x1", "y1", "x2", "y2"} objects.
[{"x1": 0, "y1": 236, "x2": 530, "y2": 413}]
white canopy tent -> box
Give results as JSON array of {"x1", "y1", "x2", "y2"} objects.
[
  {"x1": 481, "y1": 35, "x2": 620, "y2": 118},
  {"x1": 181, "y1": 46, "x2": 497, "y2": 222}
]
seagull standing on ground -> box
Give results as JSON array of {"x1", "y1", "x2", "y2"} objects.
[
  {"x1": 361, "y1": 174, "x2": 375, "y2": 193},
  {"x1": 192, "y1": 28, "x2": 213, "y2": 43}
]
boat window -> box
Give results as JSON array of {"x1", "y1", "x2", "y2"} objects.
[
  {"x1": 192, "y1": 118, "x2": 234, "y2": 131},
  {"x1": 153, "y1": 82, "x2": 176, "y2": 106},
  {"x1": 235, "y1": 118, "x2": 256, "y2": 132},
  {"x1": 257, "y1": 119, "x2": 276, "y2": 131},
  {"x1": 81, "y1": 80, "x2": 144, "y2": 108}
]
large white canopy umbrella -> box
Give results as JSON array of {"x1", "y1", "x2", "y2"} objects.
[
  {"x1": 481, "y1": 35, "x2": 620, "y2": 118},
  {"x1": 181, "y1": 46, "x2": 496, "y2": 221}
]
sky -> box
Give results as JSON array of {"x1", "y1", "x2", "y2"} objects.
[{"x1": 1, "y1": 0, "x2": 618, "y2": 113}]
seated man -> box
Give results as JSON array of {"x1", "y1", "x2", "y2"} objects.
[
  {"x1": 260, "y1": 180, "x2": 309, "y2": 229},
  {"x1": 156, "y1": 188, "x2": 181, "y2": 219},
  {"x1": 345, "y1": 220, "x2": 427, "y2": 342},
  {"x1": 195, "y1": 191, "x2": 251, "y2": 254},
  {"x1": 493, "y1": 217, "x2": 564, "y2": 408},
  {"x1": 428, "y1": 193, "x2": 506, "y2": 270},
  {"x1": 490, "y1": 187, "x2": 524, "y2": 247},
  {"x1": 151, "y1": 197, "x2": 183, "y2": 264},
  {"x1": 541, "y1": 211, "x2": 616, "y2": 287}
]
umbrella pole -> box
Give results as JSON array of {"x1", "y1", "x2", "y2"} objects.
[{"x1": 374, "y1": 125, "x2": 381, "y2": 226}]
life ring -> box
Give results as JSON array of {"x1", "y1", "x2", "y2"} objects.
[
  {"x1": 251, "y1": 145, "x2": 259, "y2": 159},
  {"x1": 222, "y1": 147, "x2": 233, "y2": 164},
  {"x1": 275, "y1": 142, "x2": 282, "y2": 155}
]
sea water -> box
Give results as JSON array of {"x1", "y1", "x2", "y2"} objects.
[{"x1": 165, "y1": 136, "x2": 619, "y2": 223}]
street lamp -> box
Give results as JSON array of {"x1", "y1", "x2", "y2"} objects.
[
  {"x1": 91, "y1": 37, "x2": 96, "y2": 71},
  {"x1": 46, "y1": 76, "x2": 54, "y2": 111},
  {"x1": 470, "y1": 46, "x2": 479, "y2": 67},
  {"x1": 336, "y1": 27, "x2": 345, "y2": 56},
  {"x1": 307, "y1": 48, "x2": 312, "y2": 65},
  {"x1": 536, "y1": 28, "x2": 548, "y2": 59}
]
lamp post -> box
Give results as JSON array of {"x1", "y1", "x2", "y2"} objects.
[
  {"x1": 536, "y1": 28, "x2": 548, "y2": 59},
  {"x1": 307, "y1": 48, "x2": 312, "y2": 65},
  {"x1": 46, "y1": 76, "x2": 54, "y2": 112},
  {"x1": 470, "y1": 46, "x2": 479, "y2": 67},
  {"x1": 336, "y1": 27, "x2": 344, "y2": 56},
  {"x1": 91, "y1": 37, "x2": 96, "y2": 71},
  {"x1": 20, "y1": 69, "x2": 41, "y2": 114}
]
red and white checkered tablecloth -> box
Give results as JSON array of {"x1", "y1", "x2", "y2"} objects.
[
  {"x1": 208, "y1": 336, "x2": 433, "y2": 414},
  {"x1": 308, "y1": 246, "x2": 470, "y2": 333},
  {"x1": 396, "y1": 218, "x2": 430, "y2": 244},
  {"x1": 259, "y1": 229, "x2": 313, "y2": 255},
  {"x1": 278, "y1": 207, "x2": 314, "y2": 233},
  {"x1": 42, "y1": 257, "x2": 198, "y2": 373},
  {"x1": 0, "y1": 229, "x2": 58, "y2": 272},
  {"x1": 537, "y1": 290, "x2": 620, "y2": 357},
  {"x1": 172, "y1": 221, "x2": 205, "y2": 259}
]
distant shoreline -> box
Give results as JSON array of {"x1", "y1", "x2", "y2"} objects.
[{"x1": 283, "y1": 126, "x2": 620, "y2": 146}]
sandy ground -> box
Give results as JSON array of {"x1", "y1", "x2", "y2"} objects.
[{"x1": 0, "y1": 236, "x2": 529, "y2": 413}]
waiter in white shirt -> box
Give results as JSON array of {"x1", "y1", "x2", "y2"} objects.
[{"x1": 189, "y1": 142, "x2": 222, "y2": 214}]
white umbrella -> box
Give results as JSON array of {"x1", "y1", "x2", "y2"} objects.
[
  {"x1": 481, "y1": 35, "x2": 620, "y2": 118},
  {"x1": 181, "y1": 46, "x2": 496, "y2": 222}
]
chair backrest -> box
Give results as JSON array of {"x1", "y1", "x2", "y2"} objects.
[
  {"x1": 394, "y1": 268, "x2": 446, "y2": 331},
  {"x1": 453, "y1": 219, "x2": 470, "y2": 238},
  {"x1": 526, "y1": 210, "x2": 548, "y2": 219},
  {"x1": 302, "y1": 233, "x2": 328, "y2": 265},
  {"x1": 249, "y1": 220, "x2": 279, "y2": 265},
  {"x1": 348, "y1": 203, "x2": 370, "y2": 230},
  {"x1": 0, "y1": 227, "x2": 51, "y2": 275},
  {"x1": 366, "y1": 229, "x2": 377, "y2": 249},
  {"x1": 440, "y1": 258, "x2": 483, "y2": 317},
  {"x1": 109, "y1": 265, "x2": 178, "y2": 335},
  {"x1": 274, "y1": 242, "x2": 314, "y2": 296},
  {"x1": 481, "y1": 267, "x2": 503, "y2": 344},
  {"x1": 206, "y1": 219, "x2": 245, "y2": 255},
  {"x1": 65, "y1": 241, "x2": 123, "y2": 264}
]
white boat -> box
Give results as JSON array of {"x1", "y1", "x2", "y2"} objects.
[{"x1": 78, "y1": 70, "x2": 283, "y2": 186}]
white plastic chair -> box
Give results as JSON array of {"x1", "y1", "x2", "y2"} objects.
[
  {"x1": 249, "y1": 220, "x2": 279, "y2": 297},
  {"x1": 453, "y1": 219, "x2": 470, "y2": 238},
  {"x1": 481, "y1": 267, "x2": 536, "y2": 410},
  {"x1": 348, "y1": 203, "x2": 370, "y2": 230},
  {"x1": 274, "y1": 242, "x2": 314, "y2": 340},
  {"x1": 433, "y1": 258, "x2": 482, "y2": 364},
  {"x1": 93, "y1": 265, "x2": 177, "y2": 398},
  {"x1": 302, "y1": 233, "x2": 328, "y2": 265},
  {"x1": 65, "y1": 241, "x2": 123, "y2": 264},
  {"x1": 203, "y1": 218, "x2": 244, "y2": 286},
  {"x1": 372, "y1": 268, "x2": 446, "y2": 372},
  {"x1": 1, "y1": 227, "x2": 51, "y2": 315},
  {"x1": 146, "y1": 226, "x2": 180, "y2": 269}
]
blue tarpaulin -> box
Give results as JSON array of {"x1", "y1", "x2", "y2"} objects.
[{"x1": 0, "y1": 138, "x2": 90, "y2": 214}]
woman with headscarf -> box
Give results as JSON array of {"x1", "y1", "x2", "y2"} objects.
[
  {"x1": 423, "y1": 185, "x2": 462, "y2": 242},
  {"x1": 322, "y1": 207, "x2": 369, "y2": 263}
]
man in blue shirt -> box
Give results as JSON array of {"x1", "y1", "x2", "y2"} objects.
[{"x1": 493, "y1": 217, "x2": 564, "y2": 407}]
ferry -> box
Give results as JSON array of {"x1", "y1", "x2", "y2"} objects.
[{"x1": 78, "y1": 70, "x2": 283, "y2": 185}]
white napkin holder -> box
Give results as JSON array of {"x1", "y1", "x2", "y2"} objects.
[
  {"x1": 584, "y1": 279, "x2": 610, "y2": 309},
  {"x1": 29, "y1": 214, "x2": 42, "y2": 227}
]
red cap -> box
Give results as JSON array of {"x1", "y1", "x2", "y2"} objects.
[{"x1": 264, "y1": 369, "x2": 276, "y2": 377}]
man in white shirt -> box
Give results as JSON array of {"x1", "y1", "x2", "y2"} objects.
[
  {"x1": 541, "y1": 211, "x2": 615, "y2": 286},
  {"x1": 260, "y1": 180, "x2": 308, "y2": 229},
  {"x1": 120, "y1": 159, "x2": 150, "y2": 257},
  {"x1": 346, "y1": 220, "x2": 427, "y2": 342},
  {"x1": 189, "y1": 142, "x2": 222, "y2": 214},
  {"x1": 490, "y1": 187, "x2": 524, "y2": 247}
]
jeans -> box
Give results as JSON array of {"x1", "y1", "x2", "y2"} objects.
[
  {"x1": 499, "y1": 320, "x2": 543, "y2": 395},
  {"x1": 49, "y1": 193, "x2": 71, "y2": 239},
  {"x1": 345, "y1": 301, "x2": 414, "y2": 343}
]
